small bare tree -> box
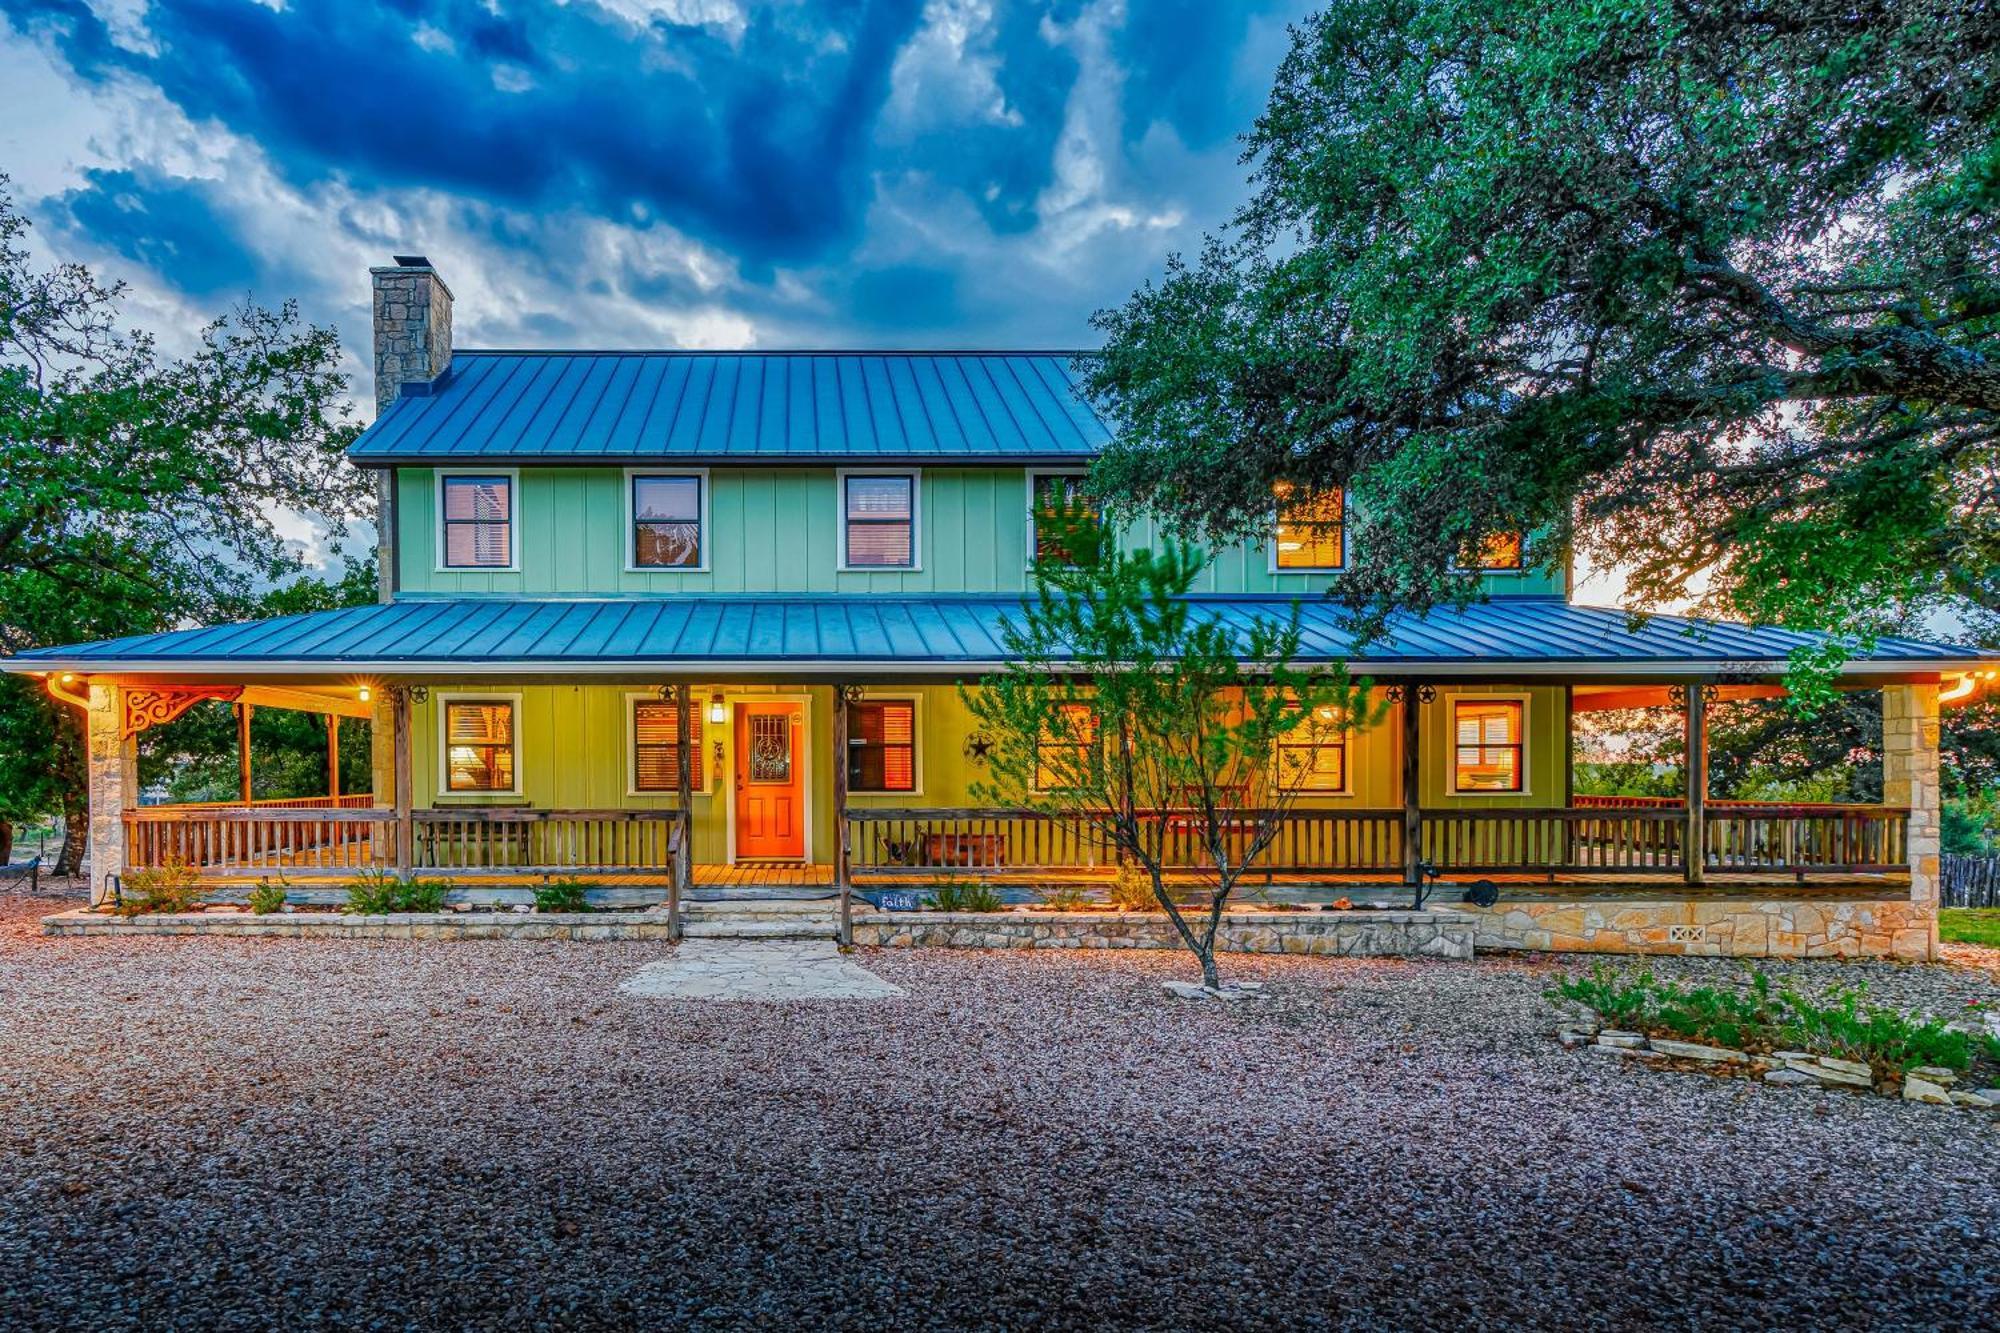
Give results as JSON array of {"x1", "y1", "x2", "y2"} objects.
[{"x1": 965, "y1": 518, "x2": 1375, "y2": 990}]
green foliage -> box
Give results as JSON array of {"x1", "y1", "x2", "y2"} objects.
[
  {"x1": 343, "y1": 871, "x2": 449, "y2": 915},
  {"x1": 1940, "y1": 909, "x2": 2000, "y2": 948},
  {"x1": 964, "y1": 518, "x2": 1376, "y2": 985},
  {"x1": 113, "y1": 860, "x2": 204, "y2": 917},
  {"x1": 1550, "y1": 965, "x2": 1983, "y2": 1075},
  {"x1": 247, "y1": 879, "x2": 289, "y2": 915},
  {"x1": 533, "y1": 878, "x2": 592, "y2": 913},
  {"x1": 1033, "y1": 884, "x2": 1093, "y2": 912},
  {"x1": 1085, "y1": 2, "x2": 1999, "y2": 677},
  {"x1": 924, "y1": 880, "x2": 1006, "y2": 913},
  {"x1": 0, "y1": 177, "x2": 370, "y2": 843},
  {"x1": 1107, "y1": 864, "x2": 1158, "y2": 912},
  {"x1": 1942, "y1": 801, "x2": 1993, "y2": 855}
]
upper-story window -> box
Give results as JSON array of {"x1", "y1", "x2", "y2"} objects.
[
  {"x1": 1029, "y1": 471, "x2": 1100, "y2": 565},
  {"x1": 846, "y1": 697, "x2": 918, "y2": 793},
  {"x1": 1461, "y1": 530, "x2": 1524, "y2": 572},
  {"x1": 840, "y1": 471, "x2": 918, "y2": 569},
  {"x1": 630, "y1": 472, "x2": 705, "y2": 569},
  {"x1": 1271, "y1": 481, "x2": 1345, "y2": 572},
  {"x1": 1452, "y1": 698, "x2": 1526, "y2": 793},
  {"x1": 439, "y1": 472, "x2": 515, "y2": 569}
]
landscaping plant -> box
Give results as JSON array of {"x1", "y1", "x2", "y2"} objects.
[
  {"x1": 967, "y1": 514, "x2": 1373, "y2": 990},
  {"x1": 1033, "y1": 885, "x2": 1092, "y2": 912},
  {"x1": 247, "y1": 879, "x2": 289, "y2": 915},
  {"x1": 924, "y1": 880, "x2": 1006, "y2": 913},
  {"x1": 112, "y1": 860, "x2": 204, "y2": 917},
  {"x1": 533, "y1": 878, "x2": 592, "y2": 913},
  {"x1": 342, "y1": 870, "x2": 449, "y2": 915}
]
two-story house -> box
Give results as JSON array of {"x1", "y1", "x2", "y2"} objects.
[{"x1": 10, "y1": 257, "x2": 1988, "y2": 958}]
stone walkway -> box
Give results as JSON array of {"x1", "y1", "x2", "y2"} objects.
[{"x1": 618, "y1": 939, "x2": 904, "y2": 1001}]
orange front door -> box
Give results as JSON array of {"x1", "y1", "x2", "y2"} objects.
[{"x1": 735, "y1": 701, "x2": 806, "y2": 860}]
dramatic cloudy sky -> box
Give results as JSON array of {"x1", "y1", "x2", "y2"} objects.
[{"x1": 2, "y1": 0, "x2": 1313, "y2": 412}]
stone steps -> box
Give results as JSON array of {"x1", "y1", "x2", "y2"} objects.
[{"x1": 680, "y1": 896, "x2": 841, "y2": 940}]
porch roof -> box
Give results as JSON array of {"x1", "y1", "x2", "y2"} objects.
[{"x1": 4, "y1": 594, "x2": 1987, "y2": 679}]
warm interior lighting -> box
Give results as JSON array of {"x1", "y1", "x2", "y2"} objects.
[
  {"x1": 59, "y1": 672, "x2": 75, "y2": 683},
  {"x1": 708, "y1": 692, "x2": 727, "y2": 724}
]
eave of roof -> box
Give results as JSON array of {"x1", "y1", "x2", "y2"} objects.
[{"x1": 4, "y1": 594, "x2": 1989, "y2": 679}]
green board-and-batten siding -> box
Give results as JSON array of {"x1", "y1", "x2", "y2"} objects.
[{"x1": 395, "y1": 466, "x2": 1568, "y2": 599}]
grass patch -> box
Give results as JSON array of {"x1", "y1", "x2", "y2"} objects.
[
  {"x1": 1549, "y1": 964, "x2": 2000, "y2": 1078},
  {"x1": 1940, "y1": 908, "x2": 2000, "y2": 947}
]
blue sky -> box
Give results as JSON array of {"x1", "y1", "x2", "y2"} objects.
[{"x1": 1, "y1": 0, "x2": 1313, "y2": 413}]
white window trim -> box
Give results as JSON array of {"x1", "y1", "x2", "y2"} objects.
[
  {"x1": 624, "y1": 467, "x2": 711, "y2": 573},
  {"x1": 1267, "y1": 484, "x2": 1348, "y2": 575},
  {"x1": 434, "y1": 467, "x2": 522, "y2": 574},
  {"x1": 836, "y1": 467, "x2": 922, "y2": 572},
  {"x1": 1025, "y1": 468, "x2": 1090, "y2": 570},
  {"x1": 624, "y1": 691, "x2": 713, "y2": 798},
  {"x1": 846, "y1": 692, "x2": 924, "y2": 797},
  {"x1": 436, "y1": 691, "x2": 524, "y2": 799},
  {"x1": 1446, "y1": 691, "x2": 1532, "y2": 797}
]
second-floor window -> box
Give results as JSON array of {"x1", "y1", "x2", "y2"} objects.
[
  {"x1": 440, "y1": 473, "x2": 514, "y2": 569},
  {"x1": 847, "y1": 698, "x2": 917, "y2": 792},
  {"x1": 841, "y1": 472, "x2": 917, "y2": 568},
  {"x1": 1452, "y1": 698, "x2": 1525, "y2": 793},
  {"x1": 631, "y1": 473, "x2": 704, "y2": 568},
  {"x1": 1030, "y1": 472, "x2": 1099, "y2": 565},
  {"x1": 1272, "y1": 481, "x2": 1345, "y2": 571},
  {"x1": 1462, "y1": 530, "x2": 1524, "y2": 571}
]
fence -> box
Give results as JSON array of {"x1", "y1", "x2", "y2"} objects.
[{"x1": 1942, "y1": 855, "x2": 2000, "y2": 908}]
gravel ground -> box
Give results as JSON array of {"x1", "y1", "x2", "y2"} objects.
[{"x1": 3, "y1": 889, "x2": 1997, "y2": 1331}]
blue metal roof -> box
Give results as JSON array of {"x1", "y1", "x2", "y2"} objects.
[
  {"x1": 347, "y1": 351, "x2": 1113, "y2": 464},
  {"x1": 5, "y1": 595, "x2": 1986, "y2": 677}
]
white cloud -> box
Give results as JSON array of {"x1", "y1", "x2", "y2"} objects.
[
  {"x1": 882, "y1": 0, "x2": 1021, "y2": 137},
  {"x1": 410, "y1": 23, "x2": 455, "y2": 55},
  {"x1": 569, "y1": 0, "x2": 748, "y2": 43}
]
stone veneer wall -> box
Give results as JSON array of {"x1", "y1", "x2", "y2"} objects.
[
  {"x1": 1464, "y1": 897, "x2": 1934, "y2": 961},
  {"x1": 851, "y1": 909, "x2": 1476, "y2": 959}
]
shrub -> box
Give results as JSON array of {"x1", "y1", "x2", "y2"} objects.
[
  {"x1": 534, "y1": 878, "x2": 592, "y2": 913},
  {"x1": 344, "y1": 870, "x2": 451, "y2": 915},
  {"x1": 925, "y1": 880, "x2": 1006, "y2": 912},
  {"x1": 247, "y1": 879, "x2": 289, "y2": 915},
  {"x1": 1108, "y1": 863, "x2": 1158, "y2": 911},
  {"x1": 1549, "y1": 965, "x2": 1985, "y2": 1075},
  {"x1": 1034, "y1": 884, "x2": 1093, "y2": 911},
  {"x1": 114, "y1": 860, "x2": 204, "y2": 917}
]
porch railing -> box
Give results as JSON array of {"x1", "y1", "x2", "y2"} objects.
[
  {"x1": 413, "y1": 808, "x2": 685, "y2": 873},
  {"x1": 125, "y1": 806, "x2": 394, "y2": 878},
  {"x1": 845, "y1": 804, "x2": 1909, "y2": 879},
  {"x1": 140, "y1": 793, "x2": 379, "y2": 811}
]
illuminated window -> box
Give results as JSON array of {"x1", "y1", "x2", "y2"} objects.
[
  {"x1": 1273, "y1": 482, "x2": 1345, "y2": 571},
  {"x1": 1035, "y1": 702, "x2": 1100, "y2": 791},
  {"x1": 1277, "y1": 702, "x2": 1348, "y2": 792},
  {"x1": 440, "y1": 474, "x2": 514, "y2": 568},
  {"x1": 842, "y1": 472, "x2": 917, "y2": 568},
  {"x1": 1452, "y1": 699, "x2": 1524, "y2": 793},
  {"x1": 1030, "y1": 472, "x2": 1100, "y2": 565},
  {"x1": 444, "y1": 700, "x2": 517, "y2": 793},
  {"x1": 1464, "y1": 530, "x2": 1523, "y2": 571},
  {"x1": 847, "y1": 699, "x2": 917, "y2": 793},
  {"x1": 632, "y1": 474, "x2": 704, "y2": 568},
  {"x1": 632, "y1": 699, "x2": 704, "y2": 792}
]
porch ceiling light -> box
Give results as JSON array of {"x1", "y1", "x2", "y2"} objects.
[
  {"x1": 708, "y1": 692, "x2": 727, "y2": 725},
  {"x1": 1940, "y1": 673, "x2": 1977, "y2": 704},
  {"x1": 358, "y1": 685, "x2": 372, "y2": 703}
]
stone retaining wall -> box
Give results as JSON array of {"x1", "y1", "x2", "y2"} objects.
[
  {"x1": 850, "y1": 909, "x2": 1476, "y2": 959},
  {"x1": 41, "y1": 910, "x2": 677, "y2": 941},
  {"x1": 1463, "y1": 897, "x2": 1934, "y2": 961}
]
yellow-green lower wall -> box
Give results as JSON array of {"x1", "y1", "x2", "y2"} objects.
[{"x1": 394, "y1": 681, "x2": 1570, "y2": 865}]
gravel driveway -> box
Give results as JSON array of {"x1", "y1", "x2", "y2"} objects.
[{"x1": 2, "y1": 890, "x2": 1996, "y2": 1331}]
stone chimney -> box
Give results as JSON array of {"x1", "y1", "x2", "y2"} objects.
[{"x1": 370, "y1": 255, "x2": 453, "y2": 415}]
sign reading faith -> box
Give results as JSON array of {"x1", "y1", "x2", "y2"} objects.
[{"x1": 875, "y1": 890, "x2": 925, "y2": 912}]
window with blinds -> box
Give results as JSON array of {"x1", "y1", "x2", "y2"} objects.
[
  {"x1": 1031, "y1": 473, "x2": 1099, "y2": 565},
  {"x1": 632, "y1": 474, "x2": 703, "y2": 567},
  {"x1": 1273, "y1": 481, "x2": 1345, "y2": 570},
  {"x1": 632, "y1": 700, "x2": 703, "y2": 792},
  {"x1": 842, "y1": 473, "x2": 916, "y2": 567},
  {"x1": 1035, "y1": 702, "x2": 1100, "y2": 791},
  {"x1": 1452, "y1": 699, "x2": 1525, "y2": 792},
  {"x1": 1277, "y1": 702, "x2": 1348, "y2": 791},
  {"x1": 444, "y1": 700, "x2": 517, "y2": 792},
  {"x1": 441, "y1": 474, "x2": 514, "y2": 568},
  {"x1": 847, "y1": 699, "x2": 916, "y2": 792}
]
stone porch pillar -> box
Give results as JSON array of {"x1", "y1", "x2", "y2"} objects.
[
  {"x1": 1881, "y1": 683, "x2": 1941, "y2": 961},
  {"x1": 85, "y1": 682, "x2": 137, "y2": 908}
]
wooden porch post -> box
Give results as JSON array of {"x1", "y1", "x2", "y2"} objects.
[
  {"x1": 325, "y1": 714, "x2": 341, "y2": 800},
  {"x1": 1401, "y1": 683, "x2": 1422, "y2": 887},
  {"x1": 833, "y1": 684, "x2": 853, "y2": 945},
  {"x1": 236, "y1": 702, "x2": 254, "y2": 803},
  {"x1": 673, "y1": 683, "x2": 692, "y2": 939},
  {"x1": 393, "y1": 687, "x2": 413, "y2": 876},
  {"x1": 1683, "y1": 684, "x2": 1707, "y2": 886}
]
